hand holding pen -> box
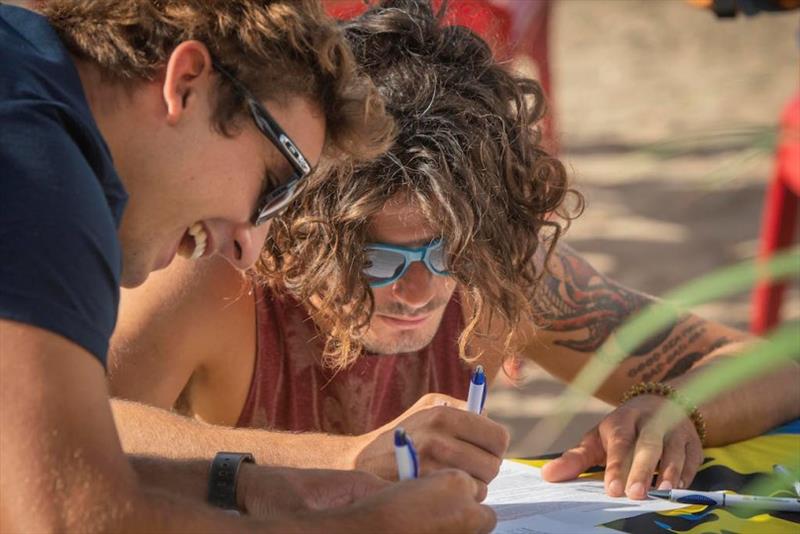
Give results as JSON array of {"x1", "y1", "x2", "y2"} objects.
[{"x1": 355, "y1": 390, "x2": 508, "y2": 489}]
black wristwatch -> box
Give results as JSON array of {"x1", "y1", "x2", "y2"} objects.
[{"x1": 207, "y1": 451, "x2": 255, "y2": 511}]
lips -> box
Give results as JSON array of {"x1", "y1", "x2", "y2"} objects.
[{"x1": 378, "y1": 314, "x2": 430, "y2": 328}]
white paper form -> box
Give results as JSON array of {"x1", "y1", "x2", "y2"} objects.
[{"x1": 486, "y1": 460, "x2": 686, "y2": 534}]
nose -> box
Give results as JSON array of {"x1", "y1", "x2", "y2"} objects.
[
  {"x1": 391, "y1": 261, "x2": 435, "y2": 309},
  {"x1": 220, "y1": 221, "x2": 270, "y2": 270}
]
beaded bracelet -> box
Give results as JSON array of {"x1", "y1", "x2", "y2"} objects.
[{"x1": 620, "y1": 381, "x2": 707, "y2": 446}]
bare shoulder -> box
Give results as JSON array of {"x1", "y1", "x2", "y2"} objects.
[{"x1": 108, "y1": 257, "x2": 253, "y2": 408}]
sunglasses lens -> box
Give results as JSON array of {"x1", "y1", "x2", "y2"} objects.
[
  {"x1": 253, "y1": 179, "x2": 299, "y2": 226},
  {"x1": 427, "y1": 240, "x2": 449, "y2": 273},
  {"x1": 363, "y1": 248, "x2": 407, "y2": 283}
]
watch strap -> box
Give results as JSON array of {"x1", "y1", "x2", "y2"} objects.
[{"x1": 207, "y1": 451, "x2": 255, "y2": 510}]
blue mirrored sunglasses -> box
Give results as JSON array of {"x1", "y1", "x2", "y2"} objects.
[{"x1": 363, "y1": 239, "x2": 450, "y2": 288}]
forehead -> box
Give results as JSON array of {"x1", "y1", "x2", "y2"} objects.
[{"x1": 367, "y1": 194, "x2": 439, "y2": 245}]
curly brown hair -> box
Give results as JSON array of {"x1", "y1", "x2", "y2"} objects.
[
  {"x1": 258, "y1": 0, "x2": 584, "y2": 370},
  {"x1": 39, "y1": 0, "x2": 393, "y2": 161}
]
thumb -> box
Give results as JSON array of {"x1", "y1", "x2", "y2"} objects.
[{"x1": 541, "y1": 430, "x2": 604, "y2": 482}]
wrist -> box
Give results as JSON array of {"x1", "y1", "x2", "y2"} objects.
[
  {"x1": 620, "y1": 381, "x2": 707, "y2": 445},
  {"x1": 235, "y1": 460, "x2": 257, "y2": 512},
  {"x1": 346, "y1": 432, "x2": 373, "y2": 471},
  {"x1": 208, "y1": 451, "x2": 255, "y2": 512}
]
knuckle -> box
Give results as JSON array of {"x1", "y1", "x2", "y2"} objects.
[
  {"x1": 636, "y1": 434, "x2": 664, "y2": 450},
  {"x1": 498, "y1": 425, "x2": 511, "y2": 450},
  {"x1": 463, "y1": 503, "x2": 487, "y2": 531},
  {"x1": 422, "y1": 434, "x2": 449, "y2": 459},
  {"x1": 426, "y1": 407, "x2": 451, "y2": 429},
  {"x1": 440, "y1": 468, "x2": 472, "y2": 491},
  {"x1": 609, "y1": 434, "x2": 636, "y2": 450},
  {"x1": 489, "y1": 456, "x2": 502, "y2": 479}
]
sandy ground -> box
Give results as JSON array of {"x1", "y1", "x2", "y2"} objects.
[{"x1": 485, "y1": 0, "x2": 800, "y2": 456}]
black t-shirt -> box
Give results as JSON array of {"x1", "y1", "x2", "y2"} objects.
[{"x1": 0, "y1": 5, "x2": 128, "y2": 365}]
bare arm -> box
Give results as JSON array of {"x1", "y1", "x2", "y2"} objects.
[
  {"x1": 0, "y1": 319, "x2": 277, "y2": 533},
  {"x1": 112, "y1": 398, "x2": 360, "y2": 469},
  {"x1": 1, "y1": 319, "x2": 496, "y2": 533},
  {"x1": 528, "y1": 245, "x2": 798, "y2": 499},
  {"x1": 526, "y1": 244, "x2": 799, "y2": 443}
]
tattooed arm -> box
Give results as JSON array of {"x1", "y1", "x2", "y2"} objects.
[
  {"x1": 524, "y1": 244, "x2": 800, "y2": 498},
  {"x1": 525, "y1": 243, "x2": 748, "y2": 402}
]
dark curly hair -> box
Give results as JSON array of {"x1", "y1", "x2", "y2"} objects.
[{"x1": 257, "y1": 0, "x2": 583, "y2": 370}]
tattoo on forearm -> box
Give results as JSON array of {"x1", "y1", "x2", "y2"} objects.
[
  {"x1": 660, "y1": 336, "x2": 732, "y2": 381},
  {"x1": 627, "y1": 318, "x2": 705, "y2": 380},
  {"x1": 533, "y1": 249, "x2": 678, "y2": 354},
  {"x1": 628, "y1": 323, "x2": 733, "y2": 381}
]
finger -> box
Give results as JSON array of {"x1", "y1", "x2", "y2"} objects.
[
  {"x1": 474, "y1": 480, "x2": 488, "y2": 502},
  {"x1": 418, "y1": 434, "x2": 502, "y2": 484},
  {"x1": 439, "y1": 408, "x2": 509, "y2": 457},
  {"x1": 541, "y1": 429, "x2": 605, "y2": 482},
  {"x1": 428, "y1": 468, "x2": 481, "y2": 499},
  {"x1": 678, "y1": 436, "x2": 704, "y2": 489},
  {"x1": 654, "y1": 432, "x2": 687, "y2": 490},
  {"x1": 471, "y1": 504, "x2": 497, "y2": 534},
  {"x1": 599, "y1": 420, "x2": 637, "y2": 497},
  {"x1": 624, "y1": 424, "x2": 664, "y2": 500}
]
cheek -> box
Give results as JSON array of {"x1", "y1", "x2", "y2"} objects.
[
  {"x1": 437, "y1": 277, "x2": 458, "y2": 300},
  {"x1": 370, "y1": 286, "x2": 393, "y2": 309}
]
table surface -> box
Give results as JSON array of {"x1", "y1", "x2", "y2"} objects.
[{"x1": 518, "y1": 419, "x2": 800, "y2": 533}]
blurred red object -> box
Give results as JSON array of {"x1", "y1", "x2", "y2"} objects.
[
  {"x1": 750, "y1": 93, "x2": 800, "y2": 334},
  {"x1": 322, "y1": 0, "x2": 556, "y2": 152}
]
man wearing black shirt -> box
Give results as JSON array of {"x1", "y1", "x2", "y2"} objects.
[{"x1": 0, "y1": 1, "x2": 495, "y2": 532}]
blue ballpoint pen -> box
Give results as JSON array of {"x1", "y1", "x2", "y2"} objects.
[
  {"x1": 648, "y1": 489, "x2": 800, "y2": 512},
  {"x1": 466, "y1": 365, "x2": 487, "y2": 414},
  {"x1": 394, "y1": 428, "x2": 419, "y2": 480}
]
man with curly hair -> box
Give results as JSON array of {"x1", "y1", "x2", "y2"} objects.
[
  {"x1": 0, "y1": 0, "x2": 497, "y2": 532},
  {"x1": 110, "y1": 0, "x2": 799, "y2": 505}
]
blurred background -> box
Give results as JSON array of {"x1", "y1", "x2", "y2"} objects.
[{"x1": 482, "y1": 0, "x2": 800, "y2": 456}]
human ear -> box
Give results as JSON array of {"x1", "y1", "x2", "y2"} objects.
[{"x1": 162, "y1": 40, "x2": 213, "y2": 126}]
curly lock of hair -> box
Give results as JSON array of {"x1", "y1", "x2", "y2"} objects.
[{"x1": 258, "y1": 0, "x2": 584, "y2": 370}]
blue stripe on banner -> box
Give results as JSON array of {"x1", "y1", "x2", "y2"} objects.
[{"x1": 766, "y1": 418, "x2": 800, "y2": 435}]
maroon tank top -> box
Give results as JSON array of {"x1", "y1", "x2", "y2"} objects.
[{"x1": 236, "y1": 285, "x2": 472, "y2": 435}]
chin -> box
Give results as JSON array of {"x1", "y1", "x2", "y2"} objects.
[
  {"x1": 119, "y1": 262, "x2": 151, "y2": 289},
  {"x1": 363, "y1": 330, "x2": 438, "y2": 355}
]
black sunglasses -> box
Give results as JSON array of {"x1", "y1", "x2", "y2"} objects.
[{"x1": 212, "y1": 60, "x2": 312, "y2": 226}]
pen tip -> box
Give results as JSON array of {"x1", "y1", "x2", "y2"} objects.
[
  {"x1": 394, "y1": 427, "x2": 407, "y2": 446},
  {"x1": 472, "y1": 365, "x2": 485, "y2": 385},
  {"x1": 647, "y1": 490, "x2": 670, "y2": 499}
]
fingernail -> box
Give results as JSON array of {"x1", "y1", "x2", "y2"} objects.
[
  {"x1": 657, "y1": 480, "x2": 672, "y2": 491},
  {"x1": 608, "y1": 479, "x2": 623, "y2": 496},
  {"x1": 627, "y1": 482, "x2": 645, "y2": 499},
  {"x1": 436, "y1": 400, "x2": 449, "y2": 407}
]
